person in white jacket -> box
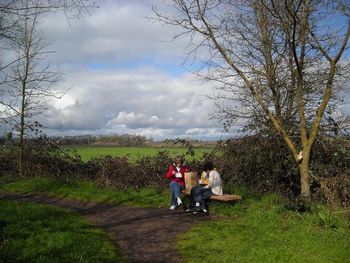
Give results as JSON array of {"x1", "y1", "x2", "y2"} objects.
[{"x1": 188, "y1": 161, "x2": 223, "y2": 216}]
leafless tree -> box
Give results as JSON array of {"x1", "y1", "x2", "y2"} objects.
[
  {"x1": 0, "y1": 1, "x2": 61, "y2": 176},
  {"x1": 0, "y1": 0, "x2": 95, "y2": 71},
  {"x1": 154, "y1": 0, "x2": 350, "y2": 198},
  {"x1": 0, "y1": 0, "x2": 95, "y2": 176}
]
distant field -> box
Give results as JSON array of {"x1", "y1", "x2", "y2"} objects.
[{"x1": 65, "y1": 145, "x2": 214, "y2": 162}]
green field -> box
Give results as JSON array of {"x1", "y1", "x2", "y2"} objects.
[{"x1": 65, "y1": 145, "x2": 214, "y2": 162}]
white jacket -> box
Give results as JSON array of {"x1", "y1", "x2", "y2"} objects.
[{"x1": 204, "y1": 170, "x2": 223, "y2": 195}]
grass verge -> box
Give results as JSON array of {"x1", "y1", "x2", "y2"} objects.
[
  {"x1": 1, "y1": 176, "x2": 349, "y2": 262},
  {"x1": 178, "y1": 193, "x2": 350, "y2": 263},
  {"x1": 0, "y1": 175, "x2": 169, "y2": 208},
  {"x1": 0, "y1": 200, "x2": 125, "y2": 263}
]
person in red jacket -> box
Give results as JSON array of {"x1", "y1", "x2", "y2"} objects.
[{"x1": 165, "y1": 156, "x2": 189, "y2": 210}]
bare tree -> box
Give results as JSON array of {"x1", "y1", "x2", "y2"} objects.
[
  {"x1": 0, "y1": 0, "x2": 96, "y2": 176},
  {"x1": 0, "y1": 1, "x2": 61, "y2": 176},
  {"x1": 154, "y1": 0, "x2": 350, "y2": 198},
  {"x1": 0, "y1": 0, "x2": 94, "y2": 19},
  {"x1": 0, "y1": 0, "x2": 95, "y2": 72}
]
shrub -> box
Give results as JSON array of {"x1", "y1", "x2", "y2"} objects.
[
  {"x1": 0, "y1": 145, "x2": 17, "y2": 176},
  {"x1": 89, "y1": 150, "x2": 201, "y2": 190},
  {"x1": 214, "y1": 134, "x2": 350, "y2": 207},
  {"x1": 0, "y1": 137, "x2": 84, "y2": 180},
  {"x1": 1, "y1": 135, "x2": 348, "y2": 207},
  {"x1": 214, "y1": 135, "x2": 298, "y2": 196}
]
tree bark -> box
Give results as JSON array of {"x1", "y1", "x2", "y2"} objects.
[{"x1": 298, "y1": 148, "x2": 311, "y2": 198}]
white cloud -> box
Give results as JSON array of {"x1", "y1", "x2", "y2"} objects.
[
  {"x1": 4, "y1": 0, "x2": 348, "y2": 141},
  {"x1": 41, "y1": 0, "x2": 190, "y2": 66},
  {"x1": 108, "y1": 111, "x2": 160, "y2": 128},
  {"x1": 41, "y1": 66, "x2": 224, "y2": 140},
  {"x1": 0, "y1": 0, "x2": 230, "y2": 140}
]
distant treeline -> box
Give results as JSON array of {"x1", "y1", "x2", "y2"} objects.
[
  {"x1": 52, "y1": 135, "x2": 211, "y2": 146},
  {"x1": 0, "y1": 133, "x2": 215, "y2": 147},
  {"x1": 0, "y1": 133, "x2": 150, "y2": 146},
  {"x1": 52, "y1": 134, "x2": 149, "y2": 146}
]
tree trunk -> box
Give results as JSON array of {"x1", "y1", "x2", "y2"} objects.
[
  {"x1": 18, "y1": 145, "x2": 24, "y2": 177},
  {"x1": 298, "y1": 149, "x2": 310, "y2": 198},
  {"x1": 18, "y1": 104, "x2": 25, "y2": 177}
]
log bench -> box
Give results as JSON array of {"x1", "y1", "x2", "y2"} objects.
[
  {"x1": 182, "y1": 172, "x2": 242, "y2": 202},
  {"x1": 182, "y1": 189, "x2": 242, "y2": 202}
]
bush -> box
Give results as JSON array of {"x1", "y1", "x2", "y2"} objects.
[
  {"x1": 214, "y1": 135, "x2": 350, "y2": 207},
  {"x1": 22, "y1": 138, "x2": 84, "y2": 180},
  {"x1": 0, "y1": 137, "x2": 84, "y2": 180},
  {"x1": 89, "y1": 150, "x2": 202, "y2": 190},
  {"x1": 214, "y1": 135, "x2": 298, "y2": 196},
  {"x1": 309, "y1": 137, "x2": 350, "y2": 207},
  {"x1": 1, "y1": 135, "x2": 348, "y2": 208},
  {"x1": 313, "y1": 175, "x2": 350, "y2": 207},
  {"x1": 0, "y1": 145, "x2": 17, "y2": 176}
]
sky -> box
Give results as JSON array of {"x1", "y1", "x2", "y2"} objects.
[
  {"x1": 32, "y1": 0, "x2": 231, "y2": 141},
  {"x1": 1, "y1": 0, "x2": 349, "y2": 141}
]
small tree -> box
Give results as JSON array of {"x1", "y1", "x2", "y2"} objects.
[
  {"x1": 0, "y1": 0, "x2": 96, "y2": 176},
  {"x1": 0, "y1": 1, "x2": 60, "y2": 176},
  {"x1": 154, "y1": 0, "x2": 350, "y2": 198}
]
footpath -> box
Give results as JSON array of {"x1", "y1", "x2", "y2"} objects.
[{"x1": 0, "y1": 190, "x2": 209, "y2": 263}]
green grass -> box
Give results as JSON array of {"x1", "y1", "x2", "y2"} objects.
[
  {"x1": 1, "y1": 176, "x2": 169, "y2": 208},
  {"x1": 178, "y1": 194, "x2": 350, "y2": 263},
  {"x1": 0, "y1": 200, "x2": 125, "y2": 263},
  {"x1": 2, "y1": 176, "x2": 349, "y2": 263},
  {"x1": 65, "y1": 145, "x2": 212, "y2": 162}
]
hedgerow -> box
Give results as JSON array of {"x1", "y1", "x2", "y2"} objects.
[{"x1": 0, "y1": 135, "x2": 348, "y2": 207}]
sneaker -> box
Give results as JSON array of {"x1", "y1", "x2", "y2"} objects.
[
  {"x1": 169, "y1": 205, "x2": 176, "y2": 211},
  {"x1": 192, "y1": 209, "x2": 201, "y2": 215},
  {"x1": 185, "y1": 208, "x2": 194, "y2": 213},
  {"x1": 193, "y1": 210, "x2": 209, "y2": 217},
  {"x1": 176, "y1": 197, "x2": 183, "y2": 206},
  {"x1": 193, "y1": 206, "x2": 201, "y2": 212}
]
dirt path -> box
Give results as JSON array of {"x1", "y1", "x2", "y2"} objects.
[{"x1": 0, "y1": 191, "x2": 209, "y2": 263}]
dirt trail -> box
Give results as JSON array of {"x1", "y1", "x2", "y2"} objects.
[{"x1": 0, "y1": 191, "x2": 209, "y2": 263}]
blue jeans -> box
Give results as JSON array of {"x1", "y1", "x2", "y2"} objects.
[
  {"x1": 190, "y1": 186, "x2": 213, "y2": 210},
  {"x1": 170, "y1": 181, "x2": 184, "y2": 206}
]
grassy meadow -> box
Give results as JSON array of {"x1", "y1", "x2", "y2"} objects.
[
  {"x1": 1, "y1": 176, "x2": 349, "y2": 263},
  {"x1": 65, "y1": 145, "x2": 214, "y2": 162}
]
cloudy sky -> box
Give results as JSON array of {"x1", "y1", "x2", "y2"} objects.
[
  {"x1": 35, "y1": 0, "x2": 227, "y2": 141},
  {"x1": 3, "y1": 0, "x2": 348, "y2": 141}
]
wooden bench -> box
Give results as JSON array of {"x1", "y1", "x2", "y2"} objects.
[
  {"x1": 182, "y1": 189, "x2": 242, "y2": 202},
  {"x1": 182, "y1": 172, "x2": 242, "y2": 202}
]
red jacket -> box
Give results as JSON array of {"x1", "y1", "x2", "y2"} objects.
[{"x1": 165, "y1": 164, "x2": 189, "y2": 186}]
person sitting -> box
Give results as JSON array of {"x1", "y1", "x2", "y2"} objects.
[
  {"x1": 187, "y1": 161, "x2": 222, "y2": 216},
  {"x1": 165, "y1": 156, "x2": 189, "y2": 211}
]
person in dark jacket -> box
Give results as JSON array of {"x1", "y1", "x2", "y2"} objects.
[
  {"x1": 186, "y1": 161, "x2": 222, "y2": 216},
  {"x1": 165, "y1": 156, "x2": 189, "y2": 210}
]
